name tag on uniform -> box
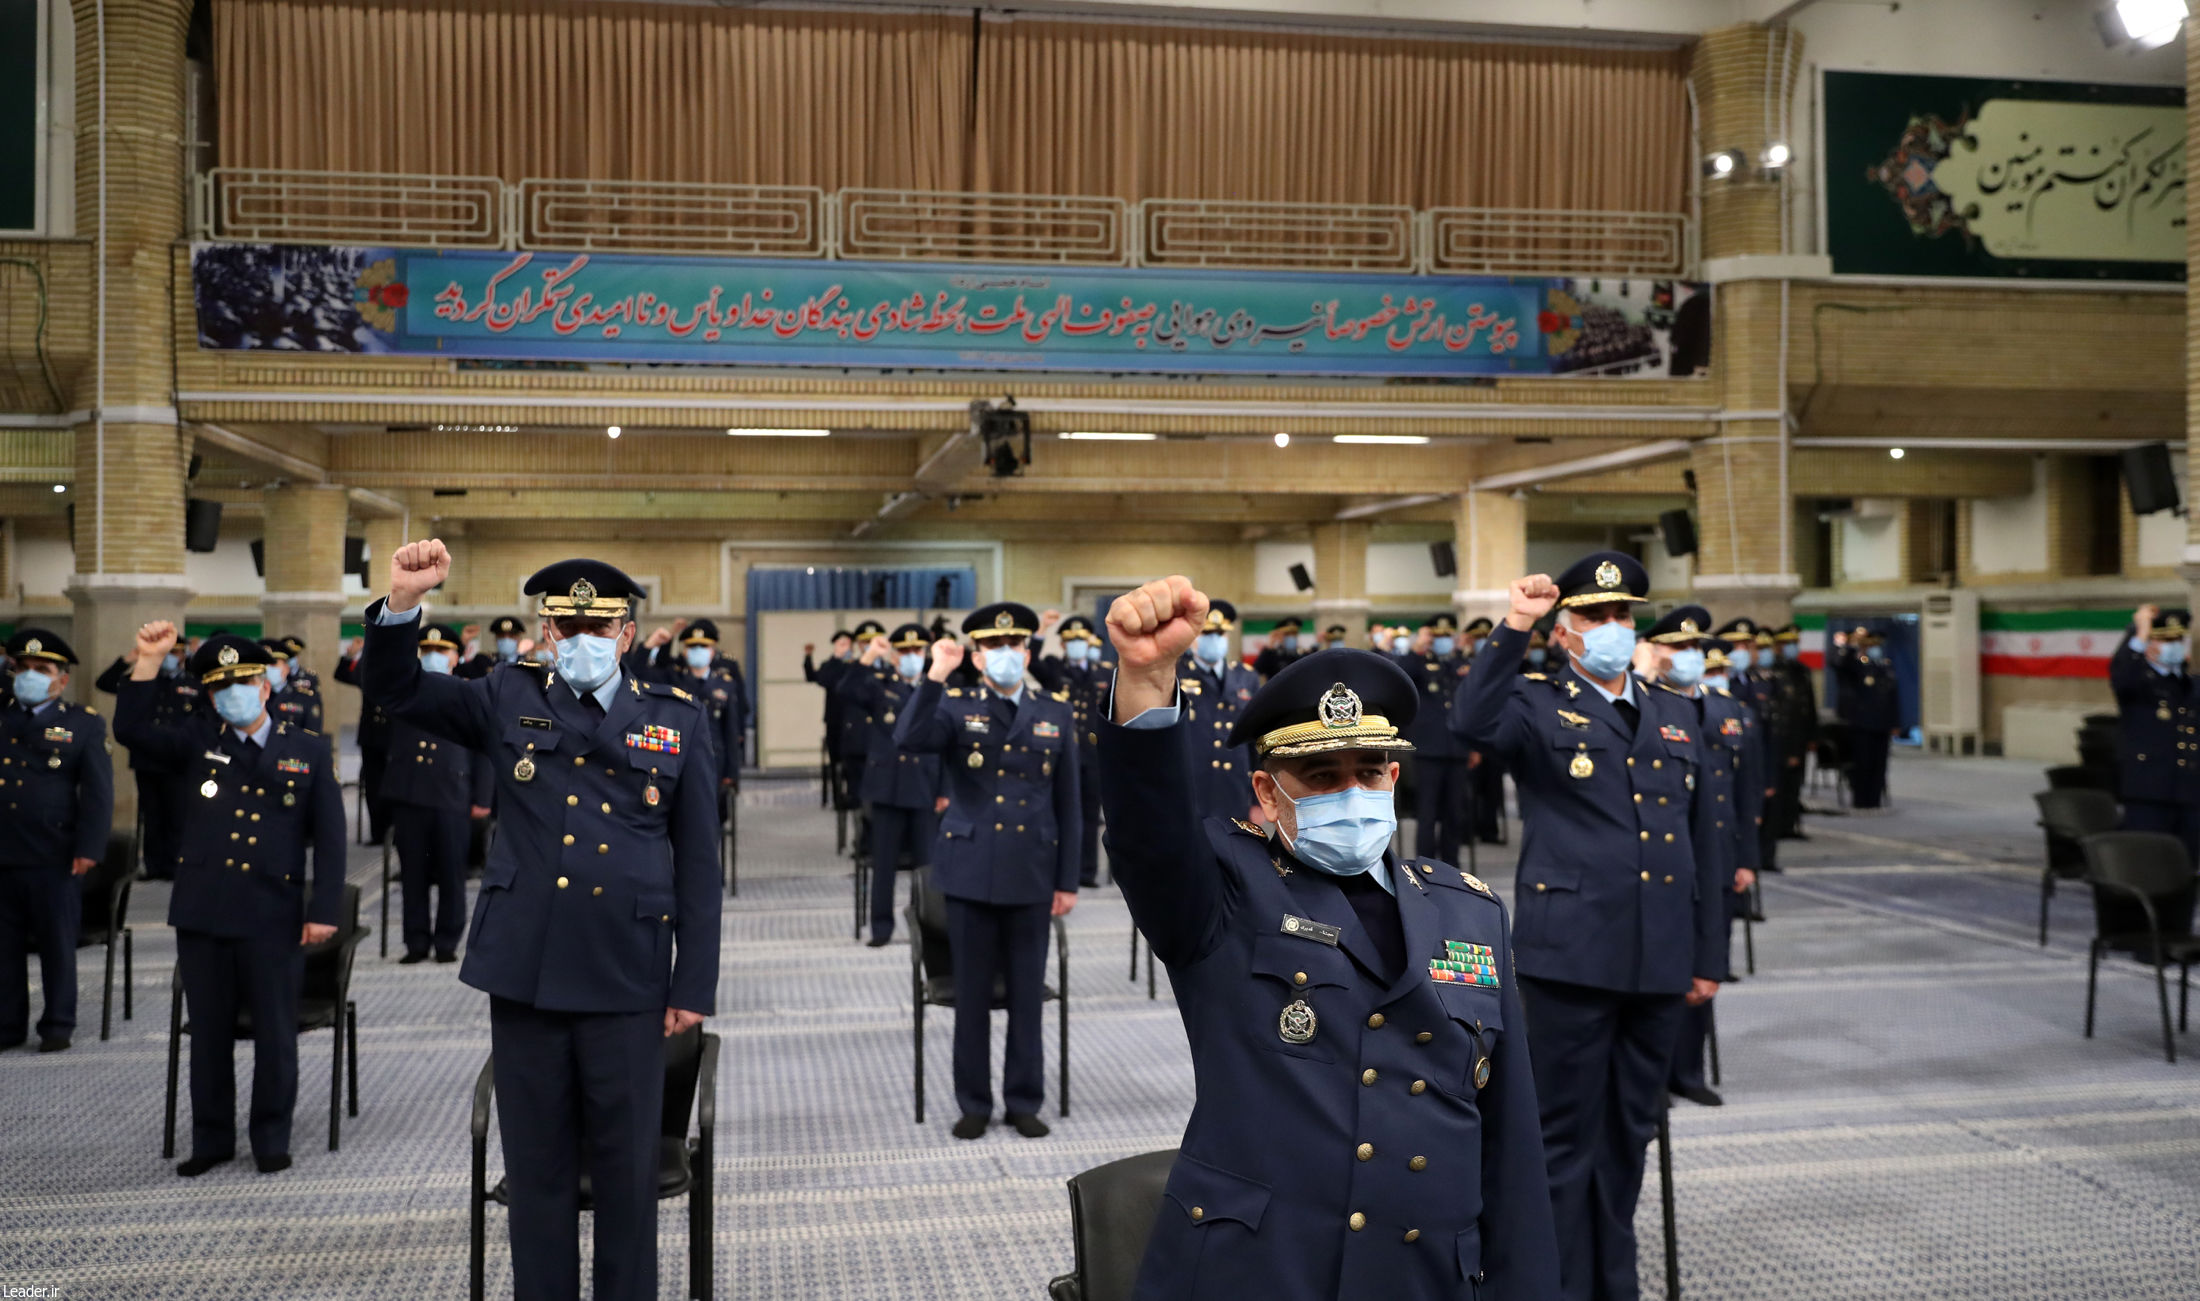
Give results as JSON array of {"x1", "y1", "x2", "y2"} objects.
[
  {"x1": 1033, "y1": 721, "x2": 1060, "y2": 739},
  {"x1": 276, "y1": 757, "x2": 313, "y2": 775},
  {"x1": 518, "y1": 716, "x2": 553, "y2": 730},
  {"x1": 1659, "y1": 724, "x2": 1691, "y2": 743},
  {"x1": 1280, "y1": 914, "x2": 1342, "y2": 946}
]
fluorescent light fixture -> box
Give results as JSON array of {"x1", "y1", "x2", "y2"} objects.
[
  {"x1": 51, "y1": 483, "x2": 64, "y2": 493},
  {"x1": 1888, "y1": 447, "x2": 1905, "y2": 460},
  {"x1": 1761, "y1": 142, "x2": 1791, "y2": 170},
  {"x1": 606, "y1": 425, "x2": 622, "y2": 439},
  {"x1": 1702, "y1": 149, "x2": 1743, "y2": 179},
  {"x1": 726, "y1": 427, "x2": 830, "y2": 437},
  {"x1": 2112, "y1": 0, "x2": 2187, "y2": 46},
  {"x1": 1274, "y1": 432, "x2": 1291, "y2": 448},
  {"x1": 1334, "y1": 434, "x2": 1431, "y2": 446},
  {"x1": 1059, "y1": 431, "x2": 1157, "y2": 441}
]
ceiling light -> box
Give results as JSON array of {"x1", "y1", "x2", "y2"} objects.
[
  {"x1": 1059, "y1": 431, "x2": 1158, "y2": 441},
  {"x1": 2110, "y1": 0, "x2": 2187, "y2": 47},
  {"x1": 1761, "y1": 142, "x2": 1791, "y2": 171},
  {"x1": 1702, "y1": 149, "x2": 1744, "y2": 179},
  {"x1": 1274, "y1": 432, "x2": 1291, "y2": 448},
  {"x1": 1889, "y1": 447, "x2": 1905, "y2": 460},
  {"x1": 606, "y1": 425, "x2": 622, "y2": 439},
  {"x1": 1334, "y1": 434, "x2": 1431, "y2": 446},
  {"x1": 726, "y1": 427, "x2": 830, "y2": 437}
]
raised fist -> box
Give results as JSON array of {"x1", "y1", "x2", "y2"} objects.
[
  {"x1": 860, "y1": 635, "x2": 892, "y2": 666},
  {"x1": 136, "y1": 620, "x2": 179, "y2": 661},
  {"x1": 645, "y1": 626, "x2": 675, "y2": 650},
  {"x1": 388, "y1": 539, "x2": 451, "y2": 612},
  {"x1": 928, "y1": 637, "x2": 966, "y2": 683},
  {"x1": 1107, "y1": 576, "x2": 1206, "y2": 673},
  {"x1": 1506, "y1": 574, "x2": 1558, "y2": 631}
]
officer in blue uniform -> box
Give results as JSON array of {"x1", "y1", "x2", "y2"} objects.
[
  {"x1": 364, "y1": 544, "x2": 721, "y2": 1301},
  {"x1": 1253, "y1": 616, "x2": 1308, "y2": 681},
  {"x1": 894, "y1": 602, "x2": 1081, "y2": 1140},
  {"x1": 381, "y1": 622, "x2": 493, "y2": 964},
  {"x1": 332, "y1": 641, "x2": 394, "y2": 845},
  {"x1": 1402, "y1": 614, "x2": 1472, "y2": 865},
  {"x1": 95, "y1": 642, "x2": 200, "y2": 877},
  {"x1": 805, "y1": 629, "x2": 856, "y2": 804},
  {"x1": 2110, "y1": 604, "x2": 2200, "y2": 867},
  {"x1": 634, "y1": 617, "x2": 751, "y2": 801},
  {"x1": 1766, "y1": 625, "x2": 1817, "y2": 844},
  {"x1": 1640, "y1": 608, "x2": 1760, "y2": 1109},
  {"x1": 117, "y1": 627, "x2": 347, "y2": 1175},
  {"x1": 0, "y1": 630, "x2": 113, "y2": 1052},
  {"x1": 261, "y1": 638, "x2": 325, "y2": 739},
  {"x1": 1460, "y1": 618, "x2": 1509, "y2": 846},
  {"x1": 1032, "y1": 614, "x2": 1110, "y2": 886},
  {"x1": 1098, "y1": 575, "x2": 1559, "y2": 1301},
  {"x1": 465, "y1": 615, "x2": 529, "y2": 677},
  {"x1": 1451, "y1": 552, "x2": 1724, "y2": 1301},
  {"x1": 271, "y1": 635, "x2": 320, "y2": 696},
  {"x1": 1177, "y1": 600, "x2": 1263, "y2": 826},
  {"x1": 1831, "y1": 625, "x2": 1900, "y2": 810},
  {"x1": 841, "y1": 623, "x2": 942, "y2": 945}
]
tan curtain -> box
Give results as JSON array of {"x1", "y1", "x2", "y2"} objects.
[
  {"x1": 970, "y1": 17, "x2": 1688, "y2": 212},
  {"x1": 215, "y1": 0, "x2": 974, "y2": 191}
]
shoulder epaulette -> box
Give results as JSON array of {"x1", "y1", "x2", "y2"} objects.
[
  {"x1": 77, "y1": 702, "x2": 98, "y2": 717},
  {"x1": 1053, "y1": 690, "x2": 1070, "y2": 703},
  {"x1": 1523, "y1": 672, "x2": 1549, "y2": 682},
  {"x1": 946, "y1": 688, "x2": 963, "y2": 697},
  {"x1": 303, "y1": 727, "x2": 322, "y2": 739},
  {"x1": 1230, "y1": 817, "x2": 1267, "y2": 839},
  {"x1": 513, "y1": 659, "x2": 547, "y2": 671},
  {"x1": 295, "y1": 682, "x2": 317, "y2": 695}
]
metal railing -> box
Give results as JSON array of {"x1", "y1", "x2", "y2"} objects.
[{"x1": 194, "y1": 169, "x2": 1697, "y2": 278}]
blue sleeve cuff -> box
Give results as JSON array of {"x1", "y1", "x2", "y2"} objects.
[
  {"x1": 1107, "y1": 668, "x2": 1183, "y2": 729},
  {"x1": 375, "y1": 603, "x2": 423, "y2": 627},
  {"x1": 2131, "y1": 635, "x2": 2149, "y2": 653}
]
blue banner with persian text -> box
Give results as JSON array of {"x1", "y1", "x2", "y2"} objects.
[{"x1": 191, "y1": 242, "x2": 1705, "y2": 378}]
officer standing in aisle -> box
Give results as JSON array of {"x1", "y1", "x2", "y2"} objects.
[
  {"x1": 381, "y1": 622, "x2": 492, "y2": 964},
  {"x1": 118, "y1": 627, "x2": 346, "y2": 1175},
  {"x1": 1402, "y1": 614, "x2": 1472, "y2": 867},
  {"x1": 364, "y1": 543, "x2": 721, "y2": 1301},
  {"x1": 1461, "y1": 617, "x2": 1508, "y2": 846},
  {"x1": 1098, "y1": 575, "x2": 1559, "y2": 1299},
  {"x1": 1768, "y1": 625, "x2": 1817, "y2": 842},
  {"x1": 0, "y1": 630, "x2": 113, "y2": 1052},
  {"x1": 95, "y1": 637, "x2": 199, "y2": 877},
  {"x1": 1254, "y1": 617, "x2": 1308, "y2": 681},
  {"x1": 271, "y1": 636, "x2": 320, "y2": 695},
  {"x1": 894, "y1": 603, "x2": 1080, "y2": 1140},
  {"x1": 1452, "y1": 552, "x2": 1724, "y2": 1301},
  {"x1": 1178, "y1": 600, "x2": 1263, "y2": 825},
  {"x1": 261, "y1": 639, "x2": 324, "y2": 737},
  {"x1": 843, "y1": 623, "x2": 942, "y2": 944},
  {"x1": 333, "y1": 638, "x2": 394, "y2": 845},
  {"x1": 2110, "y1": 604, "x2": 2200, "y2": 864},
  {"x1": 1831, "y1": 626, "x2": 1900, "y2": 812},
  {"x1": 1033, "y1": 614, "x2": 1110, "y2": 886},
  {"x1": 637, "y1": 617, "x2": 750, "y2": 803},
  {"x1": 805, "y1": 630, "x2": 856, "y2": 808}
]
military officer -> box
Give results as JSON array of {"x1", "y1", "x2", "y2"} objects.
[
  {"x1": 267, "y1": 635, "x2": 318, "y2": 696},
  {"x1": 1767, "y1": 625, "x2": 1817, "y2": 843},
  {"x1": 1713, "y1": 620, "x2": 1777, "y2": 871},
  {"x1": 1451, "y1": 552, "x2": 1723, "y2": 1301},
  {"x1": 1401, "y1": 614, "x2": 1472, "y2": 867},
  {"x1": 1253, "y1": 616, "x2": 1309, "y2": 681},
  {"x1": 1319, "y1": 622, "x2": 1348, "y2": 651},
  {"x1": 1099, "y1": 576, "x2": 1559, "y2": 1300},
  {"x1": 381, "y1": 622, "x2": 493, "y2": 964},
  {"x1": 0, "y1": 630, "x2": 113, "y2": 1052},
  {"x1": 894, "y1": 602, "x2": 1080, "y2": 1140},
  {"x1": 466, "y1": 615, "x2": 530, "y2": 676},
  {"x1": 95, "y1": 637, "x2": 200, "y2": 878},
  {"x1": 635, "y1": 617, "x2": 751, "y2": 798},
  {"x1": 1033, "y1": 614, "x2": 1110, "y2": 886},
  {"x1": 804, "y1": 629, "x2": 857, "y2": 808},
  {"x1": 1460, "y1": 617, "x2": 1508, "y2": 846},
  {"x1": 2110, "y1": 604, "x2": 2200, "y2": 866},
  {"x1": 364, "y1": 543, "x2": 721, "y2": 1301},
  {"x1": 1831, "y1": 625, "x2": 1900, "y2": 811},
  {"x1": 117, "y1": 627, "x2": 346, "y2": 1176},
  {"x1": 1522, "y1": 626, "x2": 1552, "y2": 674},
  {"x1": 260, "y1": 638, "x2": 324, "y2": 739},
  {"x1": 842, "y1": 623, "x2": 943, "y2": 944},
  {"x1": 332, "y1": 638, "x2": 394, "y2": 845},
  {"x1": 1640, "y1": 608, "x2": 1760, "y2": 1109},
  {"x1": 1178, "y1": 600, "x2": 1263, "y2": 826}
]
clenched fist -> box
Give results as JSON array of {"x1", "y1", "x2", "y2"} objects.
[
  {"x1": 1505, "y1": 573, "x2": 1558, "y2": 632},
  {"x1": 1108, "y1": 576, "x2": 1205, "y2": 722},
  {"x1": 928, "y1": 637, "x2": 966, "y2": 683},
  {"x1": 387, "y1": 539, "x2": 451, "y2": 612},
  {"x1": 129, "y1": 621, "x2": 180, "y2": 682}
]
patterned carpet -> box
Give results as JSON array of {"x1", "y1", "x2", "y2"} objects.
[{"x1": 2, "y1": 754, "x2": 2198, "y2": 1299}]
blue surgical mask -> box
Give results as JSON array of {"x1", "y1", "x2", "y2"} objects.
[
  {"x1": 1666, "y1": 648, "x2": 1705, "y2": 688},
  {"x1": 1573, "y1": 621, "x2": 1637, "y2": 680},
  {"x1": 1389, "y1": 639, "x2": 1413, "y2": 657},
  {"x1": 684, "y1": 645, "x2": 713, "y2": 669},
  {"x1": 1702, "y1": 673, "x2": 1731, "y2": 693},
  {"x1": 556, "y1": 633, "x2": 621, "y2": 692},
  {"x1": 1781, "y1": 643, "x2": 1800, "y2": 662},
  {"x1": 11, "y1": 669, "x2": 54, "y2": 706},
  {"x1": 1865, "y1": 645, "x2": 1886, "y2": 662},
  {"x1": 983, "y1": 646, "x2": 1025, "y2": 689},
  {"x1": 1432, "y1": 636, "x2": 1455, "y2": 657},
  {"x1": 533, "y1": 648, "x2": 555, "y2": 665},
  {"x1": 420, "y1": 651, "x2": 453, "y2": 675},
  {"x1": 1280, "y1": 634, "x2": 1299, "y2": 653},
  {"x1": 1280, "y1": 785, "x2": 1396, "y2": 877},
  {"x1": 1526, "y1": 648, "x2": 1548, "y2": 667},
  {"x1": 1195, "y1": 633, "x2": 1227, "y2": 666},
  {"x1": 1066, "y1": 640, "x2": 1092, "y2": 664},
  {"x1": 495, "y1": 637, "x2": 519, "y2": 660},
  {"x1": 897, "y1": 651, "x2": 927, "y2": 679},
  {"x1": 1729, "y1": 647, "x2": 1755, "y2": 672},
  {"x1": 161, "y1": 653, "x2": 182, "y2": 676},
  {"x1": 2162, "y1": 640, "x2": 2189, "y2": 668},
  {"x1": 214, "y1": 682, "x2": 263, "y2": 728},
  {"x1": 266, "y1": 663, "x2": 288, "y2": 692}
]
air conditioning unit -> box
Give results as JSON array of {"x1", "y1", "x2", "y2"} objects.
[{"x1": 1920, "y1": 590, "x2": 1980, "y2": 754}]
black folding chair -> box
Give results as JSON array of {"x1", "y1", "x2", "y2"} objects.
[
  {"x1": 2044, "y1": 765, "x2": 2113, "y2": 792},
  {"x1": 469, "y1": 1027, "x2": 719, "y2": 1301},
  {"x1": 2079, "y1": 830, "x2": 2200, "y2": 1064},
  {"x1": 721, "y1": 789, "x2": 738, "y2": 898},
  {"x1": 907, "y1": 871, "x2": 1068, "y2": 1123},
  {"x1": 164, "y1": 882, "x2": 367, "y2": 1156},
  {"x1": 378, "y1": 837, "x2": 393, "y2": 959},
  {"x1": 2034, "y1": 788, "x2": 2120, "y2": 945},
  {"x1": 1046, "y1": 1149, "x2": 1178, "y2": 1301},
  {"x1": 1657, "y1": 1103, "x2": 1681, "y2": 1300},
  {"x1": 1127, "y1": 929, "x2": 1155, "y2": 1000},
  {"x1": 75, "y1": 830, "x2": 136, "y2": 1041}
]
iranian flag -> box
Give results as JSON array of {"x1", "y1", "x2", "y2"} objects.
[{"x1": 1979, "y1": 610, "x2": 2130, "y2": 679}]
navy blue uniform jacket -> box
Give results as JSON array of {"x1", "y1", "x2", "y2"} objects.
[
  {"x1": 1097, "y1": 712, "x2": 1559, "y2": 1301},
  {"x1": 894, "y1": 679, "x2": 1080, "y2": 905},
  {"x1": 1832, "y1": 650, "x2": 1900, "y2": 732},
  {"x1": 1451, "y1": 624, "x2": 1724, "y2": 994},
  {"x1": 96, "y1": 659, "x2": 202, "y2": 770},
  {"x1": 837, "y1": 664, "x2": 940, "y2": 809},
  {"x1": 0, "y1": 700, "x2": 115, "y2": 870},
  {"x1": 1176, "y1": 654, "x2": 1261, "y2": 821},
  {"x1": 1402, "y1": 653, "x2": 1473, "y2": 760},
  {"x1": 361, "y1": 600, "x2": 722, "y2": 1015},
  {"x1": 115, "y1": 681, "x2": 345, "y2": 937},
  {"x1": 380, "y1": 714, "x2": 495, "y2": 811},
  {"x1": 2110, "y1": 640, "x2": 2200, "y2": 804}
]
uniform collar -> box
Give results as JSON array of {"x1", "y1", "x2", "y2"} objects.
[
  {"x1": 232, "y1": 713, "x2": 273, "y2": 747},
  {"x1": 570, "y1": 671, "x2": 625, "y2": 712}
]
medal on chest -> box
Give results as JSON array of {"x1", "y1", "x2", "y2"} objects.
[
  {"x1": 1278, "y1": 999, "x2": 1318, "y2": 1045},
  {"x1": 2160, "y1": 704, "x2": 2174, "y2": 722},
  {"x1": 1569, "y1": 746, "x2": 1594, "y2": 779},
  {"x1": 1863, "y1": 675, "x2": 1874, "y2": 686},
  {"x1": 967, "y1": 749, "x2": 985, "y2": 769},
  {"x1": 46, "y1": 754, "x2": 60, "y2": 769},
  {"x1": 201, "y1": 779, "x2": 220, "y2": 798},
  {"x1": 514, "y1": 742, "x2": 537, "y2": 783}
]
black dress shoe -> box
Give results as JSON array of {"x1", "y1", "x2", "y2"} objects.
[
  {"x1": 36, "y1": 1037, "x2": 69, "y2": 1053},
  {"x1": 255, "y1": 1154, "x2": 292, "y2": 1174},
  {"x1": 1672, "y1": 1085, "x2": 1724, "y2": 1107},
  {"x1": 176, "y1": 1153, "x2": 233, "y2": 1177},
  {"x1": 865, "y1": 936, "x2": 891, "y2": 948},
  {"x1": 398, "y1": 952, "x2": 429, "y2": 965},
  {"x1": 950, "y1": 1114, "x2": 989, "y2": 1140},
  {"x1": 1007, "y1": 1112, "x2": 1051, "y2": 1138},
  {"x1": 0, "y1": 1038, "x2": 25, "y2": 1052},
  {"x1": 434, "y1": 951, "x2": 458, "y2": 964}
]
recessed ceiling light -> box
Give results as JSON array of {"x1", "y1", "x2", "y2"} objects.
[
  {"x1": 606, "y1": 425, "x2": 622, "y2": 439},
  {"x1": 51, "y1": 484, "x2": 64, "y2": 493},
  {"x1": 1889, "y1": 447, "x2": 1905, "y2": 460},
  {"x1": 1274, "y1": 432, "x2": 1291, "y2": 448}
]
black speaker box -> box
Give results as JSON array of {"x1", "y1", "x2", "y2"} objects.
[
  {"x1": 344, "y1": 536, "x2": 369, "y2": 579},
  {"x1": 1430, "y1": 540, "x2": 1457, "y2": 578},
  {"x1": 249, "y1": 538, "x2": 265, "y2": 576},
  {"x1": 2122, "y1": 441, "x2": 2181, "y2": 516},
  {"x1": 1288, "y1": 562, "x2": 1314, "y2": 592},
  {"x1": 1658, "y1": 508, "x2": 1698, "y2": 558},
  {"x1": 184, "y1": 499, "x2": 223, "y2": 554}
]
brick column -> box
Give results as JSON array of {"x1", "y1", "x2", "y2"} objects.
[
  {"x1": 2186, "y1": 28, "x2": 2200, "y2": 604},
  {"x1": 1453, "y1": 490, "x2": 1526, "y2": 626},
  {"x1": 261, "y1": 485, "x2": 350, "y2": 695},
  {"x1": 1687, "y1": 22, "x2": 1803, "y2": 630},
  {"x1": 1307, "y1": 521, "x2": 1371, "y2": 635}
]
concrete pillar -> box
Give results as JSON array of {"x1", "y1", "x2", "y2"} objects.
[
  {"x1": 1453, "y1": 491, "x2": 1526, "y2": 626},
  {"x1": 1307, "y1": 521, "x2": 1371, "y2": 635},
  {"x1": 260, "y1": 485, "x2": 350, "y2": 691},
  {"x1": 1687, "y1": 22, "x2": 1803, "y2": 630}
]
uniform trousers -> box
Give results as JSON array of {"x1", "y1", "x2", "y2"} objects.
[
  {"x1": 0, "y1": 866, "x2": 80, "y2": 1042},
  {"x1": 1849, "y1": 729, "x2": 1892, "y2": 808},
  {"x1": 866, "y1": 803, "x2": 935, "y2": 941},
  {"x1": 944, "y1": 896, "x2": 1049, "y2": 1119},
  {"x1": 1519, "y1": 975, "x2": 1689, "y2": 1301},
  {"x1": 488, "y1": 996, "x2": 665, "y2": 1301},
  {"x1": 1470, "y1": 751, "x2": 1506, "y2": 842},
  {"x1": 176, "y1": 927, "x2": 305, "y2": 1160},
  {"x1": 358, "y1": 744, "x2": 392, "y2": 844},
  {"x1": 1412, "y1": 756, "x2": 1468, "y2": 867},
  {"x1": 138, "y1": 770, "x2": 189, "y2": 877},
  {"x1": 1075, "y1": 749, "x2": 1102, "y2": 886},
  {"x1": 392, "y1": 802, "x2": 469, "y2": 958},
  {"x1": 835, "y1": 755, "x2": 866, "y2": 812},
  {"x1": 1774, "y1": 751, "x2": 1806, "y2": 837}
]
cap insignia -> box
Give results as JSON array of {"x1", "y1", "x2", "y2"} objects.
[
  {"x1": 1318, "y1": 683, "x2": 1363, "y2": 730},
  {"x1": 1679, "y1": 619, "x2": 1698, "y2": 634},
  {"x1": 569, "y1": 578, "x2": 597, "y2": 606},
  {"x1": 217, "y1": 645, "x2": 239, "y2": 667},
  {"x1": 994, "y1": 610, "x2": 1014, "y2": 630},
  {"x1": 1595, "y1": 561, "x2": 1621, "y2": 590},
  {"x1": 23, "y1": 638, "x2": 39, "y2": 655}
]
